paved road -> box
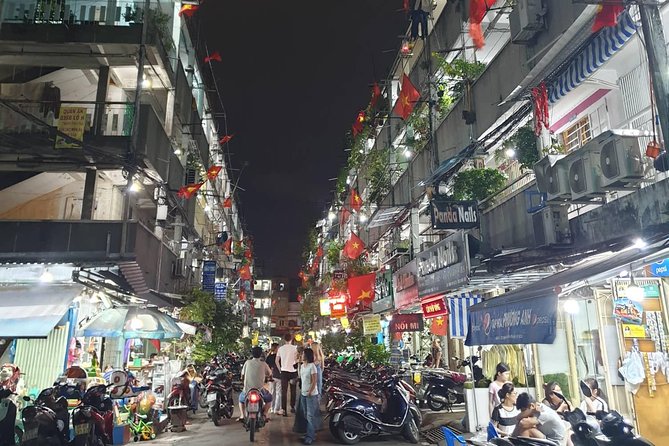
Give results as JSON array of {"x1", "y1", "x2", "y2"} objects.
[
  {"x1": 148, "y1": 409, "x2": 421, "y2": 446},
  {"x1": 146, "y1": 408, "x2": 467, "y2": 445}
]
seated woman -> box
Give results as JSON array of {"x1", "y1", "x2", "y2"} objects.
[
  {"x1": 579, "y1": 378, "x2": 608, "y2": 415},
  {"x1": 542, "y1": 382, "x2": 572, "y2": 415},
  {"x1": 491, "y1": 383, "x2": 519, "y2": 436}
]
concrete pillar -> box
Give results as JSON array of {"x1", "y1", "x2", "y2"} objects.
[
  {"x1": 93, "y1": 65, "x2": 110, "y2": 136},
  {"x1": 81, "y1": 169, "x2": 97, "y2": 220}
]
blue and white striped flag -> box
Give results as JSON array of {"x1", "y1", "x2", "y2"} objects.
[{"x1": 448, "y1": 293, "x2": 482, "y2": 338}]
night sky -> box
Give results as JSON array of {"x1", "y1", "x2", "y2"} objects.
[{"x1": 201, "y1": 1, "x2": 407, "y2": 277}]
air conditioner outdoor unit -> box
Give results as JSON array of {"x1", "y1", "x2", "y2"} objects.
[
  {"x1": 532, "y1": 206, "x2": 570, "y2": 247},
  {"x1": 173, "y1": 258, "x2": 186, "y2": 278},
  {"x1": 568, "y1": 141, "x2": 605, "y2": 201},
  {"x1": 598, "y1": 131, "x2": 645, "y2": 189},
  {"x1": 510, "y1": 0, "x2": 546, "y2": 44},
  {"x1": 534, "y1": 154, "x2": 566, "y2": 194},
  {"x1": 535, "y1": 156, "x2": 571, "y2": 202}
]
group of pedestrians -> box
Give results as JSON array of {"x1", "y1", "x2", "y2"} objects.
[{"x1": 243, "y1": 333, "x2": 324, "y2": 445}]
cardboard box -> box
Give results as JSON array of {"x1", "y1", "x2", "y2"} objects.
[{"x1": 112, "y1": 424, "x2": 131, "y2": 445}]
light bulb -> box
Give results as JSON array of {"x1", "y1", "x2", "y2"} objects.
[
  {"x1": 505, "y1": 148, "x2": 516, "y2": 158},
  {"x1": 204, "y1": 204, "x2": 211, "y2": 212},
  {"x1": 129, "y1": 181, "x2": 141, "y2": 193},
  {"x1": 128, "y1": 317, "x2": 144, "y2": 330},
  {"x1": 404, "y1": 149, "x2": 413, "y2": 159},
  {"x1": 141, "y1": 77, "x2": 151, "y2": 89},
  {"x1": 40, "y1": 269, "x2": 54, "y2": 283},
  {"x1": 174, "y1": 148, "x2": 182, "y2": 156},
  {"x1": 632, "y1": 238, "x2": 647, "y2": 249},
  {"x1": 328, "y1": 211, "x2": 336, "y2": 221},
  {"x1": 359, "y1": 213, "x2": 368, "y2": 223}
]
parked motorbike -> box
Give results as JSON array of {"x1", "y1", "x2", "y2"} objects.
[
  {"x1": 167, "y1": 370, "x2": 191, "y2": 409},
  {"x1": 244, "y1": 388, "x2": 265, "y2": 442},
  {"x1": 454, "y1": 356, "x2": 484, "y2": 382},
  {"x1": 418, "y1": 369, "x2": 466, "y2": 411},
  {"x1": 490, "y1": 438, "x2": 559, "y2": 446},
  {"x1": 36, "y1": 384, "x2": 73, "y2": 445},
  {"x1": 0, "y1": 388, "x2": 21, "y2": 445},
  {"x1": 564, "y1": 408, "x2": 654, "y2": 446},
  {"x1": 204, "y1": 367, "x2": 234, "y2": 426},
  {"x1": 19, "y1": 394, "x2": 62, "y2": 446},
  {"x1": 71, "y1": 384, "x2": 114, "y2": 446},
  {"x1": 329, "y1": 375, "x2": 420, "y2": 445}
]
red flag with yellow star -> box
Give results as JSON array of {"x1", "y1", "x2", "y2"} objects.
[
  {"x1": 219, "y1": 134, "x2": 234, "y2": 145},
  {"x1": 177, "y1": 182, "x2": 204, "y2": 199},
  {"x1": 206, "y1": 165, "x2": 222, "y2": 181},
  {"x1": 223, "y1": 197, "x2": 232, "y2": 208},
  {"x1": 349, "y1": 188, "x2": 363, "y2": 212},
  {"x1": 239, "y1": 264, "x2": 252, "y2": 280},
  {"x1": 592, "y1": 2, "x2": 624, "y2": 32},
  {"x1": 393, "y1": 74, "x2": 420, "y2": 120},
  {"x1": 340, "y1": 206, "x2": 351, "y2": 224},
  {"x1": 343, "y1": 232, "x2": 365, "y2": 259},
  {"x1": 370, "y1": 82, "x2": 382, "y2": 108},
  {"x1": 178, "y1": 4, "x2": 199, "y2": 17},
  {"x1": 347, "y1": 273, "x2": 375, "y2": 308},
  {"x1": 204, "y1": 51, "x2": 222, "y2": 63},
  {"x1": 430, "y1": 317, "x2": 448, "y2": 336},
  {"x1": 223, "y1": 238, "x2": 232, "y2": 255},
  {"x1": 352, "y1": 111, "x2": 365, "y2": 137}
]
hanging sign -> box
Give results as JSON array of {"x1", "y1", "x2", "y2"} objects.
[
  {"x1": 417, "y1": 231, "x2": 470, "y2": 298},
  {"x1": 330, "y1": 296, "x2": 347, "y2": 318},
  {"x1": 389, "y1": 314, "x2": 424, "y2": 333},
  {"x1": 649, "y1": 259, "x2": 669, "y2": 276},
  {"x1": 373, "y1": 271, "x2": 394, "y2": 314},
  {"x1": 214, "y1": 282, "x2": 227, "y2": 300},
  {"x1": 430, "y1": 199, "x2": 479, "y2": 229},
  {"x1": 55, "y1": 106, "x2": 87, "y2": 149},
  {"x1": 363, "y1": 315, "x2": 382, "y2": 335},
  {"x1": 421, "y1": 295, "x2": 448, "y2": 319},
  {"x1": 340, "y1": 317, "x2": 350, "y2": 329},
  {"x1": 320, "y1": 298, "x2": 331, "y2": 316},
  {"x1": 393, "y1": 260, "x2": 418, "y2": 310},
  {"x1": 466, "y1": 293, "x2": 558, "y2": 346},
  {"x1": 202, "y1": 260, "x2": 216, "y2": 293},
  {"x1": 613, "y1": 298, "x2": 643, "y2": 325},
  {"x1": 622, "y1": 324, "x2": 647, "y2": 338}
]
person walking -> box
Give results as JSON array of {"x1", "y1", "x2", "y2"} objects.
[
  {"x1": 295, "y1": 348, "x2": 320, "y2": 445},
  {"x1": 311, "y1": 341, "x2": 324, "y2": 397},
  {"x1": 277, "y1": 333, "x2": 298, "y2": 416},
  {"x1": 265, "y1": 343, "x2": 282, "y2": 414}
]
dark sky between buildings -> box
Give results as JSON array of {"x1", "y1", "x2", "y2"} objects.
[{"x1": 201, "y1": 1, "x2": 408, "y2": 277}]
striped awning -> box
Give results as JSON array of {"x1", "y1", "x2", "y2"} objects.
[
  {"x1": 548, "y1": 11, "x2": 638, "y2": 104},
  {"x1": 447, "y1": 293, "x2": 482, "y2": 339}
]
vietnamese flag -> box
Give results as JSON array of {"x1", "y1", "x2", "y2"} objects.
[
  {"x1": 340, "y1": 206, "x2": 351, "y2": 225},
  {"x1": 393, "y1": 74, "x2": 420, "y2": 120},
  {"x1": 469, "y1": 0, "x2": 489, "y2": 49},
  {"x1": 316, "y1": 245, "x2": 324, "y2": 259},
  {"x1": 239, "y1": 289, "x2": 246, "y2": 301},
  {"x1": 204, "y1": 51, "x2": 222, "y2": 63},
  {"x1": 430, "y1": 317, "x2": 448, "y2": 336},
  {"x1": 177, "y1": 182, "x2": 204, "y2": 199},
  {"x1": 178, "y1": 4, "x2": 199, "y2": 17},
  {"x1": 239, "y1": 264, "x2": 252, "y2": 280},
  {"x1": 343, "y1": 232, "x2": 365, "y2": 259},
  {"x1": 592, "y1": 2, "x2": 625, "y2": 32},
  {"x1": 352, "y1": 111, "x2": 365, "y2": 137},
  {"x1": 347, "y1": 273, "x2": 375, "y2": 307},
  {"x1": 349, "y1": 188, "x2": 363, "y2": 212},
  {"x1": 206, "y1": 165, "x2": 222, "y2": 181},
  {"x1": 219, "y1": 134, "x2": 234, "y2": 145},
  {"x1": 223, "y1": 197, "x2": 232, "y2": 208},
  {"x1": 244, "y1": 248, "x2": 253, "y2": 259},
  {"x1": 222, "y1": 238, "x2": 232, "y2": 255}
]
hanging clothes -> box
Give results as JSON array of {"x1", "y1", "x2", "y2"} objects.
[
  {"x1": 410, "y1": 0, "x2": 429, "y2": 40},
  {"x1": 619, "y1": 348, "x2": 645, "y2": 394},
  {"x1": 40, "y1": 82, "x2": 61, "y2": 119}
]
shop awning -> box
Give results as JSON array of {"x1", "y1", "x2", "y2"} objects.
[
  {"x1": 465, "y1": 239, "x2": 669, "y2": 345},
  {"x1": 0, "y1": 284, "x2": 82, "y2": 338}
]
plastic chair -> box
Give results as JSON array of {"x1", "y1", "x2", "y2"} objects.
[
  {"x1": 487, "y1": 421, "x2": 500, "y2": 440},
  {"x1": 442, "y1": 426, "x2": 467, "y2": 446}
]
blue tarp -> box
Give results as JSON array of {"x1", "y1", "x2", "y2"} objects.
[{"x1": 465, "y1": 293, "x2": 558, "y2": 346}]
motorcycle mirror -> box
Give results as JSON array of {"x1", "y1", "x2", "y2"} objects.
[
  {"x1": 553, "y1": 391, "x2": 567, "y2": 401},
  {"x1": 579, "y1": 380, "x2": 592, "y2": 398},
  {"x1": 23, "y1": 396, "x2": 31, "y2": 402}
]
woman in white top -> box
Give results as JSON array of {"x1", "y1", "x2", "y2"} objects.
[
  {"x1": 311, "y1": 342, "x2": 325, "y2": 397},
  {"x1": 580, "y1": 378, "x2": 609, "y2": 415},
  {"x1": 489, "y1": 363, "x2": 511, "y2": 416},
  {"x1": 490, "y1": 382, "x2": 520, "y2": 436},
  {"x1": 296, "y1": 348, "x2": 320, "y2": 445}
]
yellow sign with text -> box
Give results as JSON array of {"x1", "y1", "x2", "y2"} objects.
[
  {"x1": 622, "y1": 324, "x2": 647, "y2": 338},
  {"x1": 55, "y1": 106, "x2": 87, "y2": 149},
  {"x1": 363, "y1": 315, "x2": 382, "y2": 335}
]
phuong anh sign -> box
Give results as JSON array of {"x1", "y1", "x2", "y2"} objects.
[
  {"x1": 373, "y1": 271, "x2": 394, "y2": 314},
  {"x1": 430, "y1": 199, "x2": 479, "y2": 230},
  {"x1": 390, "y1": 314, "x2": 424, "y2": 333},
  {"x1": 465, "y1": 294, "x2": 558, "y2": 346},
  {"x1": 421, "y1": 295, "x2": 448, "y2": 319},
  {"x1": 393, "y1": 260, "x2": 418, "y2": 310},
  {"x1": 417, "y1": 231, "x2": 470, "y2": 298}
]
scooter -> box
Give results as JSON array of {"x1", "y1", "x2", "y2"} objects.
[
  {"x1": 0, "y1": 388, "x2": 21, "y2": 445},
  {"x1": 35, "y1": 384, "x2": 72, "y2": 445},
  {"x1": 454, "y1": 356, "x2": 484, "y2": 382},
  {"x1": 329, "y1": 375, "x2": 420, "y2": 445},
  {"x1": 565, "y1": 408, "x2": 654, "y2": 446},
  {"x1": 205, "y1": 368, "x2": 234, "y2": 426},
  {"x1": 19, "y1": 394, "x2": 62, "y2": 446},
  {"x1": 490, "y1": 438, "x2": 559, "y2": 446},
  {"x1": 244, "y1": 388, "x2": 265, "y2": 442},
  {"x1": 71, "y1": 384, "x2": 115, "y2": 446},
  {"x1": 419, "y1": 369, "x2": 466, "y2": 411}
]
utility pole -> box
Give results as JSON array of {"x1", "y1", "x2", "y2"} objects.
[{"x1": 638, "y1": 2, "x2": 669, "y2": 149}]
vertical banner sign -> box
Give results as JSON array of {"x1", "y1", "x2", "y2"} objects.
[
  {"x1": 55, "y1": 106, "x2": 87, "y2": 149},
  {"x1": 202, "y1": 260, "x2": 216, "y2": 293},
  {"x1": 373, "y1": 271, "x2": 394, "y2": 313},
  {"x1": 393, "y1": 260, "x2": 418, "y2": 310},
  {"x1": 389, "y1": 314, "x2": 424, "y2": 333},
  {"x1": 362, "y1": 315, "x2": 382, "y2": 335},
  {"x1": 214, "y1": 282, "x2": 227, "y2": 300}
]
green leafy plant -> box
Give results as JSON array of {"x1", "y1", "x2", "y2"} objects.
[
  {"x1": 180, "y1": 289, "x2": 243, "y2": 363},
  {"x1": 327, "y1": 240, "x2": 344, "y2": 268},
  {"x1": 433, "y1": 54, "x2": 487, "y2": 99},
  {"x1": 452, "y1": 168, "x2": 507, "y2": 201},
  {"x1": 365, "y1": 147, "x2": 391, "y2": 205},
  {"x1": 321, "y1": 332, "x2": 347, "y2": 355},
  {"x1": 507, "y1": 125, "x2": 539, "y2": 170}
]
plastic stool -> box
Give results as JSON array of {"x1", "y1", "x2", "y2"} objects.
[{"x1": 442, "y1": 426, "x2": 466, "y2": 446}]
